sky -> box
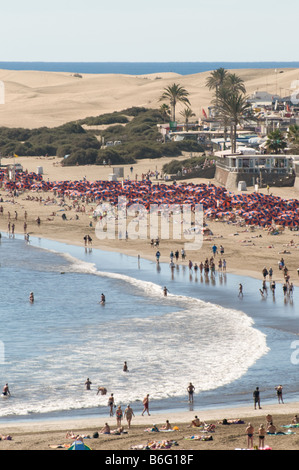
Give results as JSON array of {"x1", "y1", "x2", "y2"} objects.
[{"x1": 0, "y1": 0, "x2": 298, "y2": 62}]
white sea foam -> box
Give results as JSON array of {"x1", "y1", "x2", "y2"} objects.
[{"x1": 58, "y1": 256, "x2": 269, "y2": 401}]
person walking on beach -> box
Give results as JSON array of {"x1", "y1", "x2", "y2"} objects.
[
  {"x1": 124, "y1": 404, "x2": 135, "y2": 428},
  {"x1": 141, "y1": 394, "x2": 150, "y2": 416},
  {"x1": 253, "y1": 387, "x2": 261, "y2": 410},
  {"x1": 187, "y1": 382, "x2": 195, "y2": 403},
  {"x1": 123, "y1": 361, "x2": 128, "y2": 372},
  {"x1": 246, "y1": 422, "x2": 254, "y2": 449},
  {"x1": 116, "y1": 405, "x2": 123, "y2": 427},
  {"x1": 262, "y1": 267, "x2": 268, "y2": 279},
  {"x1": 108, "y1": 393, "x2": 115, "y2": 416}
]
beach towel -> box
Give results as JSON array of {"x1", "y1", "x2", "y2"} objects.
[
  {"x1": 267, "y1": 431, "x2": 295, "y2": 435},
  {"x1": 184, "y1": 435, "x2": 213, "y2": 441}
]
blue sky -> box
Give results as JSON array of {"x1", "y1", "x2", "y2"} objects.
[{"x1": 1, "y1": 0, "x2": 298, "y2": 62}]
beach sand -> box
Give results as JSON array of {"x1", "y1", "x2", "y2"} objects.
[
  {"x1": 1, "y1": 404, "x2": 299, "y2": 450},
  {"x1": 1, "y1": 155, "x2": 299, "y2": 288},
  {"x1": 0, "y1": 68, "x2": 298, "y2": 450}
]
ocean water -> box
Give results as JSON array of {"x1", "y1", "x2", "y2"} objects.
[
  {"x1": 0, "y1": 234, "x2": 299, "y2": 423},
  {"x1": 0, "y1": 62, "x2": 298, "y2": 75}
]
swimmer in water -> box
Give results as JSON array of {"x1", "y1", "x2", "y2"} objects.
[
  {"x1": 100, "y1": 293, "x2": 106, "y2": 305},
  {"x1": 2, "y1": 384, "x2": 10, "y2": 397},
  {"x1": 29, "y1": 292, "x2": 34, "y2": 303},
  {"x1": 163, "y1": 286, "x2": 169, "y2": 297}
]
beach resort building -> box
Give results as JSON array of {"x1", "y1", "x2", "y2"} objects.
[{"x1": 215, "y1": 151, "x2": 297, "y2": 190}]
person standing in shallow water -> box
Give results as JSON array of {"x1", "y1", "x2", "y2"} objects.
[
  {"x1": 85, "y1": 378, "x2": 92, "y2": 390},
  {"x1": 275, "y1": 385, "x2": 284, "y2": 404},
  {"x1": 163, "y1": 286, "x2": 169, "y2": 296},
  {"x1": 238, "y1": 284, "x2": 243, "y2": 298},
  {"x1": 187, "y1": 382, "x2": 195, "y2": 403}
]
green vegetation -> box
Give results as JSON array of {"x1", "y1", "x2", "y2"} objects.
[
  {"x1": 287, "y1": 124, "x2": 299, "y2": 153},
  {"x1": 0, "y1": 122, "x2": 100, "y2": 159},
  {"x1": 0, "y1": 107, "x2": 204, "y2": 166},
  {"x1": 162, "y1": 155, "x2": 215, "y2": 175},
  {"x1": 266, "y1": 129, "x2": 287, "y2": 154}
]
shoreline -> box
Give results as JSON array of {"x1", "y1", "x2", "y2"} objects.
[{"x1": 1, "y1": 401, "x2": 299, "y2": 432}]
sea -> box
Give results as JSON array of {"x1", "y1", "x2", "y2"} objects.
[
  {"x1": 0, "y1": 62, "x2": 299, "y2": 75},
  {"x1": 0, "y1": 234, "x2": 299, "y2": 424}
]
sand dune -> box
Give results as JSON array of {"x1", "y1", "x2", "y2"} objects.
[{"x1": 0, "y1": 68, "x2": 298, "y2": 129}]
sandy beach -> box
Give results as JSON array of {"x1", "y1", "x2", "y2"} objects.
[
  {"x1": 1, "y1": 154, "x2": 299, "y2": 288},
  {"x1": 0, "y1": 68, "x2": 298, "y2": 450},
  {"x1": 1, "y1": 403, "x2": 299, "y2": 450}
]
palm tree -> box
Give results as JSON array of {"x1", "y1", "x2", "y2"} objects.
[
  {"x1": 266, "y1": 129, "x2": 287, "y2": 154},
  {"x1": 180, "y1": 107, "x2": 196, "y2": 131},
  {"x1": 225, "y1": 73, "x2": 246, "y2": 94},
  {"x1": 214, "y1": 88, "x2": 253, "y2": 153},
  {"x1": 159, "y1": 103, "x2": 171, "y2": 123},
  {"x1": 287, "y1": 124, "x2": 299, "y2": 153},
  {"x1": 159, "y1": 83, "x2": 191, "y2": 122},
  {"x1": 206, "y1": 68, "x2": 228, "y2": 94}
]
